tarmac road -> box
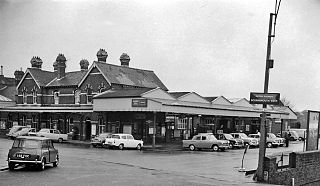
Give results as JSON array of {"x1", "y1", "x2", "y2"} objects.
[{"x1": 0, "y1": 138, "x2": 304, "y2": 186}]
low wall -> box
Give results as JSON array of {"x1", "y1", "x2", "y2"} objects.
[{"x1": 264, "y1": 151, "x2": 320, "y2": 185}]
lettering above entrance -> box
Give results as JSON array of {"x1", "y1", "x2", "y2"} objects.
[
  {"x1": 132, "y1": 99, "x2": 148, "y2": 107},
  {"x1": 249, "y1": 92, "x2": 280, "y2": 105}
]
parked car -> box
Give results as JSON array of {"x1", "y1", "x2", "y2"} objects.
[
  {"x1": 6, "y1": 126, "x2": 29, "y2": 139},
  {"x1": 104, "y1": 134, "x2": 143, "y2": 150},
  {"x1": 230, "y1": 133, "x2": 259, "y2": 147},
  {"x1": 11, "y1": 128, "x2": 36, "y2": 138},
  {"x1": 289, "y1": 129, "x2": 306, "y2": 141},
  {"x1": 248, "y1": 133, "x2": 284, "y2": 148},
  {"x1": 91, "y1": 133, "x2": 112, "y2": 147},
  {"x1": 278, "y1": 131, "x2": 299, "y2": 141},
  {"x1": 215, "y1": 133, "x2": 244, "y2": 149},
  {"x1": 182, "y1": 133, "x2": 229, "y2": 151},
  {"x1": 36, "y1": 128, "x2": 68, "y2": 142},
  {"x1": 7, "y1": 136, "x2": 59, "y2": 171}
]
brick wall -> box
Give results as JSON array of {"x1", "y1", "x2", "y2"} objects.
[{"x1": 264, "y1": 151, "x2": 320, "y2": 185}]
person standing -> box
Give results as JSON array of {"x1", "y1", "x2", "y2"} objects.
[{"x1": 284, "y1": 131, "x2": 291, "y2": 147}]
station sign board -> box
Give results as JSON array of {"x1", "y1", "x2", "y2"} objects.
[
  {"x1": 249, "y1": 92, "x2": 280, "y2": 105},
  {"x1": 132, "y1": 99, "x2": 148, "y2": 107},
  {"x1": 306, "y1": 110, "x2": 320, "y2": 151}
]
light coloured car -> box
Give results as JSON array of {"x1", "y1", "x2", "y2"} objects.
[
  {"x1": 11, "y1": 128, "x2": 36, "y2": 138},
  {"x1": 6, "y1": 126, "x2": 29, "y2": 139},
  {"x1": 182, "y1": 133, "x2": 230, "y2": 151},
  {"x1": 248, "y1": 133, "x2": 284, "y2": 148},
  {"x1": 37, "y1": 128, "x2": 68, "y2": 143},
  {"x1": 104, "y1": 134, "x2": 143, "y2": 150}
]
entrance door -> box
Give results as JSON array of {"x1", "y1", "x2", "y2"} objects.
[{"x1": 85, "y1": 121, "x2": 91, "y2": 140}]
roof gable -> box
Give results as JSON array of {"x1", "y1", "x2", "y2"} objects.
[
  {"x1": 141, "y1": 88, "x2": 176, "y2": 100},
  {"x1": 175, "y1": 92, "x2": 210, "y2": 103},
  {"x1": 18, "y1": 68, "x2": 56, "y2": 89},
  {"x1": 229, "y1": 98, "x2": 253, "y2": 107},
  {"x1": 211, "y1": 96, "x2": 232, "y2": 105}
]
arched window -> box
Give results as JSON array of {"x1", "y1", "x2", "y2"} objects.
[
  {"x1": 98, "y1": 83, "x2": 107, "y2": 93},
  {"x1": 74, "y1": 89, "x2": 81, "y2": 104},
  {"x1": 32, "y1": 87, "x2": 37, "y2": 104},
  {"x1": 85, "y1": 84, "x2": 93, "y2": 104},
  {"x1": 53, "y1": 90, "x2": 59, "y2": 104},
  {"x1": 22, "y1": 87, "x2": 27, "y2": 104}
]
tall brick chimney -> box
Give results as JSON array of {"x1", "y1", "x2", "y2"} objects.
[
  {"x1": 14, "y1": 69, "x2": 24, "y2": 85},
  {"x1": 30, "y1": 56, "x2": 43, "y2": 69},
  {"x1": 96, "y1": 49, "x2": 108, "y2": 62},
  {"x1": 120, "y1": 53, "x2": 130, "y2": 67},
  {"x1": 55, "y1": 54, "x2": 66, "y2": 79},
  {"x1": 80, "y1": 59, "x2": 89, "y2": 71}
]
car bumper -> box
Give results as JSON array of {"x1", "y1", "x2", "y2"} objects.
[{"x1": 8, "y1": 158, "x2": 41, "y2": 164}]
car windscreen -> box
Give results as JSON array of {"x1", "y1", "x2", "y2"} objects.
[
  {"x1": 111, "y1": 135, "x2": 120, "y2": 139},
  {"x1": 240, "y1": 133, "x2": 248, "y2": 138},
  {"x1": 268, "y1": 133, "x2": 276, "y2": 138},
  {"x1": 12, "y1": 139, "x2": 40, "y2": 148},
  {"x1": 224, "y1": 134, "x2": 233, "y2": 139}
]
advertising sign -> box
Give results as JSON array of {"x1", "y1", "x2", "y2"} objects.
[
  {"x1": 249, "y1": 92, "x2": 280, "y2": 105},
  {"x1": 306, "y1": 110, "x2": 320, "y2": 151}
]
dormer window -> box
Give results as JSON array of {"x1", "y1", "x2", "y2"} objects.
[
  {"x1": 54, "y1": 91, "x2": 59, "y2": 104},
  {"x1": 22, "y1": 87, "x2": 27, "y2": 104}
]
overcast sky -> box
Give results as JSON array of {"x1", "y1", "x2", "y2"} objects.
[{"x1": 1, "y1": 0, "x2": 320, "y2": 112}]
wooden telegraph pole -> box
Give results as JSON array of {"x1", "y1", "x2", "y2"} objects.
[{"x1": 255, "y1": 0, "x2": 281, "y2": 181}]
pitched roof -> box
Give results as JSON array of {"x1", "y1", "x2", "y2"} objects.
[
  {"x1": 27, "y1": 68, "x2": 56, "y2": 87},
  {"x1": 47, "y1": 71, "x2": 87, "y2": 87},
  {"x1": 168, "y1": 92, "x2": 190, "y2": 99},
  {"x1": 0, "y1": 85, "x2": 16, "y2": 101},
  {"x1": 94, "y1": 62, "x2": 168, "y2": 91},
  {"x1": 94, "y1": 88, "x2": 153, "y2": 99},
  {"x1": 0, "y1": 94, "x2": 12, "y2": 102},
  {"x1": 204, "y1": 96, "x2": 218, "y2": 102}
]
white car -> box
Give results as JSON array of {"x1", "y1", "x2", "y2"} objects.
[
  {"x1": 37, "y1": 128, "x2": 68, "y2": 142},
  {"x1": 104, "y1": 134, "x2": 143, "y2": 150}
]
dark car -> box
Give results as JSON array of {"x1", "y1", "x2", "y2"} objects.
[
  {"x1": 7, "y1": 136, "x2": 59, "y2": 171},
  {"x1": 216, "y1": 133, "x2": 245, "y2": 149},
  {"x1": 91, "y1": 133, "x2": 112, "y2": 148}
]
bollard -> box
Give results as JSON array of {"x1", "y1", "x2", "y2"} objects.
[
  {"x1": 239, "y1": 144, "x2": 249, "y2": 172},
  {"x1": 291, "y1": 177, "x2": 295, "y2": 186}
]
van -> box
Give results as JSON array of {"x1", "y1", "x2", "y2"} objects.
[
  {"x1": 289, "y1": 129, "x2": 306, "y2": 141},
  {"x1": 6, "y1": 126, "x2": 28, "y2": 139},
  {"x1": 278, "y1": 131, "x2": 299, "y2": 141}
]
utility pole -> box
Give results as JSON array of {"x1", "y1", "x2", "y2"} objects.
[{"x1": 254, "y1": 1, "x2": 282, "y2": 181}]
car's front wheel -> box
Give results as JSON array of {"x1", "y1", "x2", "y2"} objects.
[
  {"x1": 136, "y1": 144, "x2": 142, "y2": 150},
  {"x1": 119, "y1": 144, "x2": 124, "y2": 150},
  {"x1": 38, "y1": 158, "x2": 45, "y2": 171},
  {"x1": 229, "y1": 143, "x2": 234, "y2": 149},
  {"x1": 53, "y1": 154, "x2": 59, "y2": 167},
  {"x1": 189, "y1": 145, "x2": 195, "y2": 151},
  {"x1": 267, "y1": 142, "x2": 273, "y2": 148},
  {"x1": 8, "y1": 162, "x2": 15, "y2": 171},
  {"x1": 212, "y1": 145, "x2": 219, "y2": 152},
  {"x1": 58, "y1": 138, "x2": 63, "y2": 143}
]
